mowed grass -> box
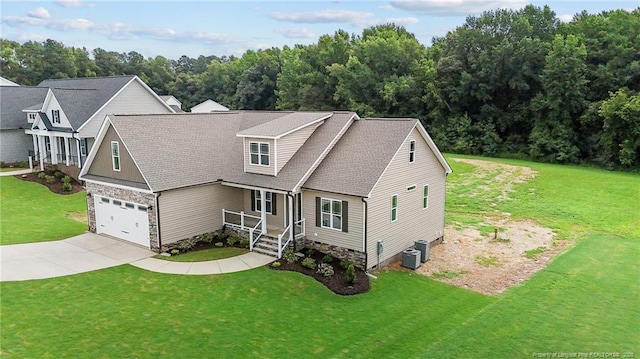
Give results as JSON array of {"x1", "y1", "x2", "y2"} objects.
[
  {"x1": 0, "y1": 176, "x2": 87, "y2": 244},
  {"x1": 153, "y1": 247, "x2": 249, "y2": 262},
  {"x1": 0, "y1": 267, "x2": 491, "y2": 358}
]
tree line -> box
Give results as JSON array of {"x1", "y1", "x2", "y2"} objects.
[{"x1": 1, "y1": 5, "x2": 638, "y2": 170}]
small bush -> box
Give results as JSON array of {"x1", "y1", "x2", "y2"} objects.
[
  {"x1": 301, "y1": 257, "x2": 316, "y2": 269},
  {"x1": 340, "y1": 261, "x2": 351, "y2": 270},
  {"x1": 0, "y1": 161, "x2": 5, "y2": 168},
  {"x1": 271, "y1": 261, "x2": 281, "y2": 268},
  {"x1": 171, "y1": 249, "x2": 179, "y2": 255},
  {"x1": 44, "y1": 166, "x2": 56, "y2": 175},
  {"x1": 45, "y1": 175, "x2": 56, "y2": 183},
  {"x1": 177, "y1": 238, "x2": 198, "y2": 252},
  {"x1": 305, "y1": 248, "x2": 315, "y2": 256},
  {"x1": 346, "y1": 264, "x2": 356, "y2": 285},
  {"x1": 227, "y1": 236, "x2": 240, "y2": 246},
  {"x1": 215, "y1": 242, "x2": 224, "y2": 247},
  {"x1": 37, "y1": 172, "x2": 47, "y2": 179},
  {"x1": 317, "y1": 263, "x2": 335, "y2": 277},
  {"x1": 62, "y1": 183, "x2": 72, "y2": 192},
  {"x1": 322, "y1": 254, "x2": 334, "y2": 263},
  {"x1": 283, "y1": 251, "x2": 298, "y2": 264},
  {"x1": 240, "y1": 238, "x2": 250, "y2": 248},
  {"x1": 217, "y1": 232, "x2": 229, "y2": 241},
  {"x1": 54, "y1": 171, "x2": 65, "y2": 179},
  {"x1": 15, "y1": 161, "x2": 28, "y2": 168},
  {"x1": 62, "y1": 175, "x2": 71, "y2": 184},
  {"x1": 201, "y1": 233, "x2": 213, "y2": 243}
]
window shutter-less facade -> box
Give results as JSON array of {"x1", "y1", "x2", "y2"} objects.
[{"x1": 342, "y1": 200, "x2": 348, "y2": 233}]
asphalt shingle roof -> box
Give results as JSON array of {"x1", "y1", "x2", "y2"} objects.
[
  {"x1": 237, "y1": 112, "x2": 332, "y2": 138},
  {"x1": 0, "y1": 86, "x2": 49, "y2": 130},
  {"x1": 107, "y1": 111, "x2": 355, "y2": 192},
  {"x1": 304, "y1": 118, "x2": 418, "y2": 197}
]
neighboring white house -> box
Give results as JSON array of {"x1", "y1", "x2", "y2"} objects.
[
  {"x1": 160, "y1": 95, "x2": 184, "y2": 113},
  {"x1": 190, "y1": 99, "x2": 229, "y2": 113},
  {"x1": 0, "y1": 76, "x2": 19, "y2": 86}
]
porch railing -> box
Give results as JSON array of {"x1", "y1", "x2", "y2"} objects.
[
  {"x1": 294, "y1": 218, "x2": 306, "y2": 239},
  {"x1": 277, "y1": 225, "x2": 292, "y2": 258},
  {"x1": 222, "y1": 209, "x2": 264, "y2": 251},
  {"x1": 277, "y1": 218, "x2": 305, "y2": 258},
  {"x1": 249, "y1": 220, "x2": 263, "y2": 251}
]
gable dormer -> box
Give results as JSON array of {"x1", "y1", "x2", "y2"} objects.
[
  {"x1": 39, "y1": 89, "x2": 73, "y2": 130},
  {"x1": 237, "y1": 112, "x2": 331, "y2": 176}
]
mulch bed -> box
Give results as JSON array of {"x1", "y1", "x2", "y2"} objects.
[
  {"x1": 14, "y1": 172, "x2": 84, "y2": 195},
  {"x1": 268, "y1": 249, "x2": 370, "y2": 296}
]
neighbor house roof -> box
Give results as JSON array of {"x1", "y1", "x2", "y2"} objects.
[
  {"x1": 304, "y1": 119, "x2": 419, "y2": 197},
  {"x1": 0, "y1": 77, "x2": 19, "y2": 86},
  {"x1": 96, "y1": 111, "x2": 356, "y2": 192},
  {"x1": 236, "y1": 112, "x2": 332, "y2": 139},
  {"x1": 190, "y1": 99, "x2": 229, "y2": 112},
  {"x1": 0, "y1": 86, "x2": 49, "y2": 130}
]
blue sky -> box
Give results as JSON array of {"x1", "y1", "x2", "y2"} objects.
[{"x1": 1, "y1": 0, "x2": 637, "y2": 59}]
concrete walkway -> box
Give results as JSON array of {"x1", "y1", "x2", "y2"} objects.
[
  {"x1": 0, "y1": 233, "x2": 274, "y2": 282},
  {"x1": 0, "y1": 169, "x2": 32, "y2": 176}
]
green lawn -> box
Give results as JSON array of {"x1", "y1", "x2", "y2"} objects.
[
  {"x1": 0, "y1": 176, "x2": 87, "y2": 245},
  {"x1": 154, "y1": 247, "x2": 249, "y2": 262}
]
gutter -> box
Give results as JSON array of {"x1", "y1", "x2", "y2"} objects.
[
  {"x1": 155, "y1": 192, "x2": 162, "y2": 252},
  {"x1": 362, "y1": 197, "x2": 368, "y2": 270}
]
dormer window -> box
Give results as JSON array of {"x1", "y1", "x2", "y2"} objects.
[
  {"x1": 28, "y1": 113, "x2": 37, "y2": 121},
  {"x1": 111, "y1": 141, "x2": 121, "y2": 171},
  {"x1": 250, "y1": 142, "x2": 269, "y2": 166},
  {"x1": 409, "y1": 140, "x2": 416, "y2": 163},
  {"x1": 52, "y1": 110, "x2": 60, "y2": 124}
]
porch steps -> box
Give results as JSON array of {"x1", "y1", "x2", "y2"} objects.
[{"x1": 252, "y1": 235, "x2": 280, "y2": 258}]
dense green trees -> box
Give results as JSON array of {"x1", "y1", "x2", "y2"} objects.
[{"x1": 1, "y1": 5, "x2": 638, "y2": 170}]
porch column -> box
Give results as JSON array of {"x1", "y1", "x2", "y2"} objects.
[
  {"x1": 75, "y1": 139, "x2": 82, "y2": 168},
  {"x1": 64, "y1": 137, "x2": 70, "y2": 166},
  {"x1": 288, "y1": 195, "x2": 294, "y2": 242},
  {"x1": 31, "y1": 135, "x2": 38, "y2": 157},
  {"x1": 38, "y1": 135, "x2": 45, "y2": 171},
  {"x1": 260, "y1": 190, "x2": 267, "y2": 235},
  {"x1": 50, "y1": 135, "x2": 58, "y2": 164}
]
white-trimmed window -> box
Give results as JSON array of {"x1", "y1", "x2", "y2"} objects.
[
  {"x1": 321, "y1": 198, "x2": 342, "y2": 230},
  {"x1": 28, "y1": 113, "x2": 37, "y2": 121},
  {"x1": 249, "y1": 142, "x2": 270, "y2": 166},
  {"x1": 409, "y1": 140, "x2": 416, "y2": 163},
  {"x1": 44, "y1": 137, "x2": 51, "y2": 152},
  {"x1": 52, "y1": 110, "x2": 60, "y2": 124},
  {"x1": 80, "y1": 139, "x2": 88, "y2": 156},
  {"x1": 423, "y1": 185, "x2": 429, "y2": 209},
  {"x1": 391, "y1": 194, "x2": 398, "y2": 222},
  {"x1": 111, "y1": 141, "x2": 120, "y2": 171},
  {"x1": 252, "y1": 190, "x2": 275, "y2": 215}
]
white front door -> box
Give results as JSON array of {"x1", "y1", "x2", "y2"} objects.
[{"x1": 94, "y1": 195, "x2": 150, "y2": 248}]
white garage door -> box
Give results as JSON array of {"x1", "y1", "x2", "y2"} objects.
[{"x1": 94, "y1": 195, "x2": 150, "y2": 248}]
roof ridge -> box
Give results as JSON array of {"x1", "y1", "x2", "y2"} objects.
[{"x1": 41, "y1": 75, "x2": 135, "y2": 81}]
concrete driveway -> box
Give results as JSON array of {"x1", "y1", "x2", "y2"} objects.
[{"x1": 0, "y1": 233, "x2": 155, "y2": 282}]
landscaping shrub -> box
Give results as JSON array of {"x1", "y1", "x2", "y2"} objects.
[
  {"x1": 346, "y1": 264, "x2": 356, "y2": 285},
  {"x1": 317, "y1": 263, "x2": 335, "y2": 277},
  {"x1": 44, "y1": 166, "x2": 56, "y2": 175},
  {"x1": 62, "y1": 176, "x2": 71, "y2": 184},
  {"x1": 322, "y1": 254, "x2": 334, "y2": 263},
  {"x1": 15, "y1": 161, "x2": 28, "y2": 168},
  {"x1": 171, "y1": 249, "x2": 179, "y2": 255},
  {"x1": 54, "y1": 171, "x2": 65, "y2": 179},
  {"x1": 283, "y1": 251, "x2": 298, "y2": 264},
  {"x1": 226, "y1": 236, "x2": 240, "y2": 246},
  {"x1": 218, "y1": 232, "x2": 229, "y2": 241},
  {"x1": 215, "y1": 242, "x2": 224, "y2": 247},
  {"x1": 240, "y1": 238, "x2": 250, "y2": 248},
  {"x1": 201, "y1": 233, "x2": 213, "y2": 243},
  {"x1": 45, "y1": 175, "x2": 56, "y2": 183},
  {"x1": 301, "y1": 257, "x2": 316, "y2": 269},
  {"x1": 305, "y1": 248, "x2": 315, "y2": 256},
  {"x1": 340, "y1": 261, "x2": 351, "y2": 270},
  {"x1": 37, "y1": 172, "x2": 46, "y2": 179},
  {"x1": 62, "y1": 182, "x2": 72, "y2": 192},
  {"x1": 177, "y1": 238, "x2": 198, "y2": 252},
  {"x1": 271, "y1": 261, "x2": 281, "y2": 268}
]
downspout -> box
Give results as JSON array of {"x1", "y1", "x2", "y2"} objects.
[
  {"x1": 155, "y1": 192, "x2": 162, "y2": 252},
  {"x1": 362, "y1": 197, "x2": 370, "y2": 274}
]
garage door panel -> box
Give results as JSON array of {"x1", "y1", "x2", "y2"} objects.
[{"x1": 94, "y1": 195, "x2": 150, "y2": 248}]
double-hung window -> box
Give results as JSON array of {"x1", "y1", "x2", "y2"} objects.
[
  {"x1": 391, "y1": 195, "x2": 398, "y2": 222},
  {"x1": 409, "y1": 140, "x2": 416, "y2": 163},
  {"x1": 252, "y1": 190, "x2": 274, "y2": 214},
  {"x1": 80, "y1": 139, "x2": 88, "y2": 156},
  {"x1": 423, "y1": 185, "x2": 429, "y2": 209},
  {"x1": 249, "y1": 142, "x2": 269, "y2": 166},
  {"x1": 52, "y1": 110, "x2": 60, "y2": 124},
  {"x1": 321, "y1": 198, "x2": 342, "y2": 230},
  {"x1": 111, "y1": 141, "x2": 120, "y2": 171}
]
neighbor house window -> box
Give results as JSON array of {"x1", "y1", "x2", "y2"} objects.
[
  {"x1": 80, "y1": 139, "x2": 88, "y2": 156},
  {"x1": 321, "y1": 198, "x2": 342, "y2": 230},
  {"x1": 111, "y1": 141, "x2": 120, "y2": 171},
  {"x1": 44, "y1": 137, "x2": 51, "y2": 152},
  {"x1": 409, "y1": 140, "x2": 416, "y2": 163},
  {"x1": 391, "y1": 195, "x2": 398, "y2": 222},
  {"x1": 28, "y1": 113, "x2": 36, "y2": 121},
  {"x1": 406, "y1": 184, "x2": 416, "y2": 192},
  {"x1": 249, "y1": 142, "x2": 269, "y2": 166},
  {"x1": 52, "y1": 110, "x2": 60, "y2": 124},
  {"x1": 423, "y1": 185, "x2": 429, "y2": 209},
  {"x1": 252, "y1": 190, "x2": 275, "y2": 214}
]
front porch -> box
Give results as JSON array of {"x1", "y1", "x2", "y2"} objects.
[{"x1": 25, "y1": 131, "x2": 88, "y2": 174}]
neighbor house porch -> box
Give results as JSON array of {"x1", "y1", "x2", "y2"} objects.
[
  {"x1": 25, "y1": 129, "x2": 89, "y2": 173},
  {"x1": 221, "y1": 186, "x2": 305, "y2": 258}
]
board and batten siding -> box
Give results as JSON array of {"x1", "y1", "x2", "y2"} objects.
[
  {"x1": 243, "y1": 189, "x2": 285, "y2": 232},
  {"x1": 302, "y1": 189, "x2": 363, "y2": 252},
  {"x1": 85, "y1": 125, "x2": 147, "y2": 185},
  {"x1": 159, "y1": 184, "x2": 244, "y2": 245},
  {"x1": 243, "y1": 138, "x2": 275, "y2": 175},
  {"x1": 78, "y1": 79, "x2": 172, "y2": 138},
  {"x1": 275, "y1": 122, "x2": 321, "y2": 173},
  {"x1": 0, "y1": 130, "x2": 32, "y2": 162},
  {"x1": 366, "y1": 127, "x2": 447, "y2": 268}
]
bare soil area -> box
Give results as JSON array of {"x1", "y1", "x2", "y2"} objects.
[{"x1": 392, "y1": 158, "x2": 570, "y2": 295}]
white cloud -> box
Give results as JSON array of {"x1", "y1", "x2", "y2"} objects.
[
  {"x1": 269, "y1": 9, "x2": 374, "y2": 24},
  {"x1": 275, "y1": 27, "x2": 315, "y2": 39},
  {"x1": 386, "y1": 17, "x2": 419, "y2": 26},
  {"x1": 389, "y1": 0, "x2": 526, "y2": 16},
  {"x1": 28, "y1": 7, "x2": 50, "y2": 20},
  {"x1": 379, "y1": 4, "x2": 396, "y2": 11},
  {"x1": 55, "y1": 0, "x2": 94, "y2": 8},
  {"x1": 557, "y1": 14, "x2": 574, "y2": 23}
]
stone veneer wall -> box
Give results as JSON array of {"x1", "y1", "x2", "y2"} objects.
[
  {"x1": 85, "y1": 182, "x2": 159, "y2": 251},
  {"x1": 296, "y1": 237, "x2": 367, "y2": 269}
]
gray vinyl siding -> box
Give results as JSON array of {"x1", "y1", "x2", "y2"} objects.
[
  {"x1": 159, "y1": 184, "x2": 244, "y2": 244},
  {"x1": 302, "y1": 189, "x2": 363, "y2": 252},
  {"x1": 366, "y1": 127, "x2": 447, "y2": 268},
  {"x1": 244, "y1": 138, "x2": 275, "y2": 175},
  {"x1": 78, "y1": 79, "x2": 172, "y2": 138},
  {"x1": 244, "y1": 189, "x2": 285, "y2": 232},
  {"x1": 0, "y1": 130, "x2": 32, "y2": 162},
  {"x1": 276, "y1": 122, "x2": 321, "y2": 173},
  {"x1": 86, "y1": 125, "x2": 147, "y2": 185}
]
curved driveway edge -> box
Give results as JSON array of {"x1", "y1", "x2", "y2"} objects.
[{"x1": 1, "y1": 233, "x2": 274, "y2": 282}]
